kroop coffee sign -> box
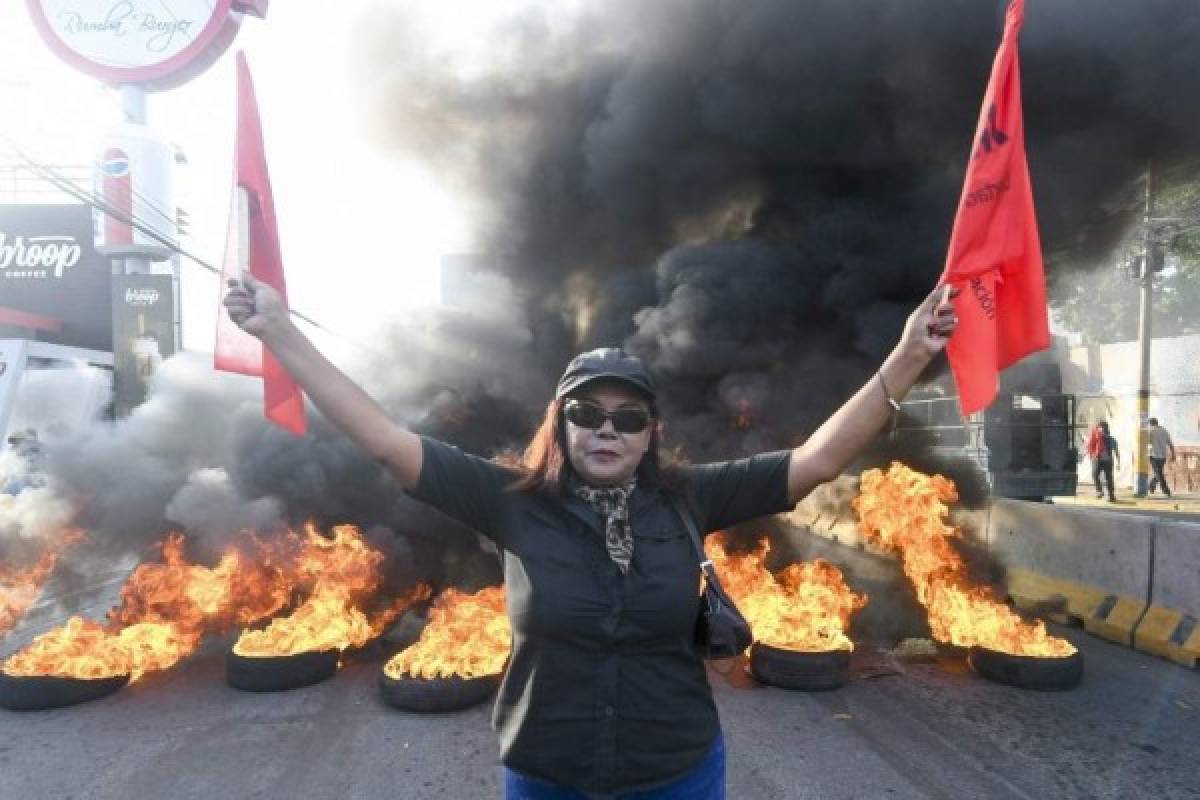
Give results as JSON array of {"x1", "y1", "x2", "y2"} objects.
[
  {"x1": 0, "y1": 231, "x2": 81, "y2": 279},
  {"x1": 0, "y1": 204, "x2": 113, "y2": 351},
  {"x1": 26, "y1": 0, "x2": 265, "y2": 91}
]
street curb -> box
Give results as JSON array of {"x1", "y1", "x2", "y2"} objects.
[
  {"x1": 1004, "y1": 568, "x2": 1146, "y2": 648},
  {"x1": 1133, "y1": 606, "x2": 1200, "y2": 668},
  {"x1": 1084, "y1": 596, "x2": 1148, "y2": 648},
  {"x1": 786, "y1": 500, "x2": 1200, "y2": 672}
]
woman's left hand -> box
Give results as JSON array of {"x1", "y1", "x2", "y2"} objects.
[{"x1": 898, "y1": 284, "x2": 960, "y2": 362}]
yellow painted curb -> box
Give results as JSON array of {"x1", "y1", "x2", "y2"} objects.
[
  {"x1": 1133, "y1": 606, "x2": 1200, "y2": 669},
  {"x1": 1005, "y1": 568, "x2": 1146, "y2": 647},
  {"x1": 1084, "y1": 597, "x2": 1145, "y2": 648},
  {"x1": 1007, "y1": 569, "x2": 1106, "y2": 623}
]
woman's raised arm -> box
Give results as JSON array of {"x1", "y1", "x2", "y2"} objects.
[
  {"x1": 224, "y1": 275, "x2": 423, "y2": 490},
  {"x1": 786, "y1": 285, "x2": 959, "y2": 504}
]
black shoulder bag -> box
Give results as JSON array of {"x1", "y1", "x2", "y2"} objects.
[{"x1": 670, "y1": 496, "x2": 754, "y2": 659}]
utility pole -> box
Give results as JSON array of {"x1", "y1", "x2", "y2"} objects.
[
  {"x1": 119, "y1": 84, "x2": 151, "y2": 277},
  {"x1": 1133, "y1": 166, "x2": 1154, "y2": 497}
]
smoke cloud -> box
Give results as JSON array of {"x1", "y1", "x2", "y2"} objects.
[
  {"x1": 355, "y1": 0, "x2": 1200, "y2": 459},
  {"x1": 10, "y1": 1, "x2": 1199, "y2": 612},
  {"x1": 0, "y1": 486, "x2": 74, "y2": 549},
  {"x1": 9, "y1": 341, "x2": 508, "y2": 595}
]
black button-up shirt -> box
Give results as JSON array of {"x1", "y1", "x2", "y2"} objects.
[{"x1": 411, "y1": 437, "x2": 794, "y2": 797}]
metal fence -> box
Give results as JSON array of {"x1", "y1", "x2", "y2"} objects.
[{"x1": 1165, "y1": 446, "x2": 1200, "y2": 493}]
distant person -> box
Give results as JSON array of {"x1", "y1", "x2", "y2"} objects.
[
  {"x1": 1086, "y1": 421, "x2": 1119, "y2": 502},
  {"x1": 2, "y1": 429, "x2": 45, "y2": 495},
  {"x1": 1146, "y1": 418, "x2": 1176, "y2": 498}
]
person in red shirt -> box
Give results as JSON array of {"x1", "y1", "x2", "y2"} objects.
[{"x1": 1086, "y1": 421, "x2": 1120, "y2": 502}]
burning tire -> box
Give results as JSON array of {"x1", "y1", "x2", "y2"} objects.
[
  {"x1": 967, "y1": 646, "x2": 1083, "y2": 691},
  {"x1": 0, "y1": 672, "x2": 130, "y2": 711},
  {"x1": 748, "y1": 642, "x2": 851, "y2": 691},
  {"x1": 378, "y1": 670, "x2": 500, "y2": 713},
  {"x1": 226, "y1": 649, "x2": 339, "y2": 692}
]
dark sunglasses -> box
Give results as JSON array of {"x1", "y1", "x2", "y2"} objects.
[{"x1": 563, "y1": 401, "x2": 653, "y2": 433}]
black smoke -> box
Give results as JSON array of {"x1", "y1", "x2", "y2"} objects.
[
  {"x1": 11, "y1": 0, "x2": 1200, "y2": 607},
  {"x1": 0, "y1": 350, "x2": 507, "y2": 626},
  {"x1": 355, "y1": 0, "x2": 1200, "y2": 460}
]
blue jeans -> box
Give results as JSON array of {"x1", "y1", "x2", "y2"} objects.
[{"x1": 503, "y1": 732, "x2": 726, "y2": 800}]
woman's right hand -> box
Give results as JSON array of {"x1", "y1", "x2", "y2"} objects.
[{"x1": 224, "y1": 274, "x2": 287, "y2": 340}]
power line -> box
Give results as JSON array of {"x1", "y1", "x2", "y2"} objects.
[
  {"x1": 1, "y1": 137, "x2": 206, "y2": 264},
  {"x1": 28, "y1": 155, "x2": 180, "y2": 245},
  {"x1": 89, "y1": 151, "x2": 181, "y2": 230},
  {"x1": 1, "y1": 135, "x2": 373, "y2": 351}
]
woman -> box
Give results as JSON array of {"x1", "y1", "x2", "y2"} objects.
[{"x1": 225, "y1": 276, "x2": 957, "y2": 799}]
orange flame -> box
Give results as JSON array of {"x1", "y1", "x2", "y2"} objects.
[
  {"x1": 853, "y1": 462, "x2": 1075, "y2": 657},
  {"x1": 384, "y1": 586, "x2": 510, "y2": 680},
  {"x1": 113, "y1": 622, "x2": 202, "y2": 678},
  {"x1": 3, "y1": 532, "x2": 292, "y2": 681},
  {"x1": 0, "y1": 530, "x2": 85, "y2": 636},
  {"x1": 110, "y1": 534, "x2": 290, "y2": 634},
  {"x1": 2, "y1": 522, "x2": 441, "y2": 680},
  {"x1": 706, "y1": 533, "x2": 866, "y2": 652},
  {"x1": 292, "y1": 524, "x2": 384, "y2": 594},
  {"x1": 732, "y1": 399, "x2": 756, "y2": 430},
  {"x1": 232, "y1": 525, "x2": 430, "y2": 658},
  {"x1": 234, "y1": 582, "x2": 431, "y2": 658},
  {"x1": 3, "y1": 617, "x2": 136, "y2": 679}
]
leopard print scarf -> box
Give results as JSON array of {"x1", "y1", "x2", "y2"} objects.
[{"x1": 573, "y1": 478, "x2": 638, "y2": 574}]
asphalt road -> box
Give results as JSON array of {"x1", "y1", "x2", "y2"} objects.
[{"x1": 1, "y1": 539, "x2": 1197, "y2": 800}]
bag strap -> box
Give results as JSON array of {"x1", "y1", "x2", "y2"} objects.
[{"x1": 670, "y1": 494, "x2": 719, "y2": 585}]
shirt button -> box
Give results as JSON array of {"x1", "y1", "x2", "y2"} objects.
[{"x1": 604, "y1": 705, "x2": 615, "y2": 718}]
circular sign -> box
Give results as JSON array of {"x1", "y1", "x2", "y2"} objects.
[{"x1": 26, "y1": 0, "x2": 245, "y2": 91}]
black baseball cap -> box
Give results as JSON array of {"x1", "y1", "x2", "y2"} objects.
[{"x1": 555, "y1": 348, "x2": 656, "y2": 402}]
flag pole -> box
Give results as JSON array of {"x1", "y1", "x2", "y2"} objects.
[
  {"x1": 236, "y1": 186, "x2": 250, "y2": 283},
  {"x1": 215, "y1": 51, "x2": 308, "y2": 436}
]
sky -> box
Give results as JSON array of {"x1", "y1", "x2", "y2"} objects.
[{"x1": 0, "y1": 1, "x2": 509, "y2": 355}]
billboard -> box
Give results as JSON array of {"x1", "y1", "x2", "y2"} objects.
[
  {"x1": 26, "y1": 0, "x2": 256, "y2": 92},
  {"x1": 110, "y1": 274, "x2": 176, "y2": 416},
  {"x1": 0, "y1": 204, "x2": 113, "y2": 351}
]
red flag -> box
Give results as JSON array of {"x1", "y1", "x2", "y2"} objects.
[
  {"x1": 215, "y1": 51, "x2": 307, "y2": 436},
  {"x1": 941, "y1": 0, "x2": 1048, "y2": 415}
]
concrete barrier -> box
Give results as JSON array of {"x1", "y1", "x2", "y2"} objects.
[
  {"x1": 1134, "y1": 607, "x2": 1199, "y2": 668},
  {"x1": 1133, "y1": 520, "x2": 1200, "y2": 667},
  {"x1": 785, "y1": 497, "x2": 989, "y2": 560},
  {"x1": 1150, "y1": 521, "x2": 1200, "y2": 614},
  {"x1": 988, "y1": 499, "x2": 1152, "y2": 647},
  {"x1": 989, "y1": 499, "x2": 1154, "y2": 599},
  {"x1": 784, "y1": 504, "x2": 895, "y2": 559},
  {"x1": 790, "y1": 486, "x2": 1197, "y2": 667},
  {"x1": 1005, "y1": 568, "x2": 1109, "y2": 625}
]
